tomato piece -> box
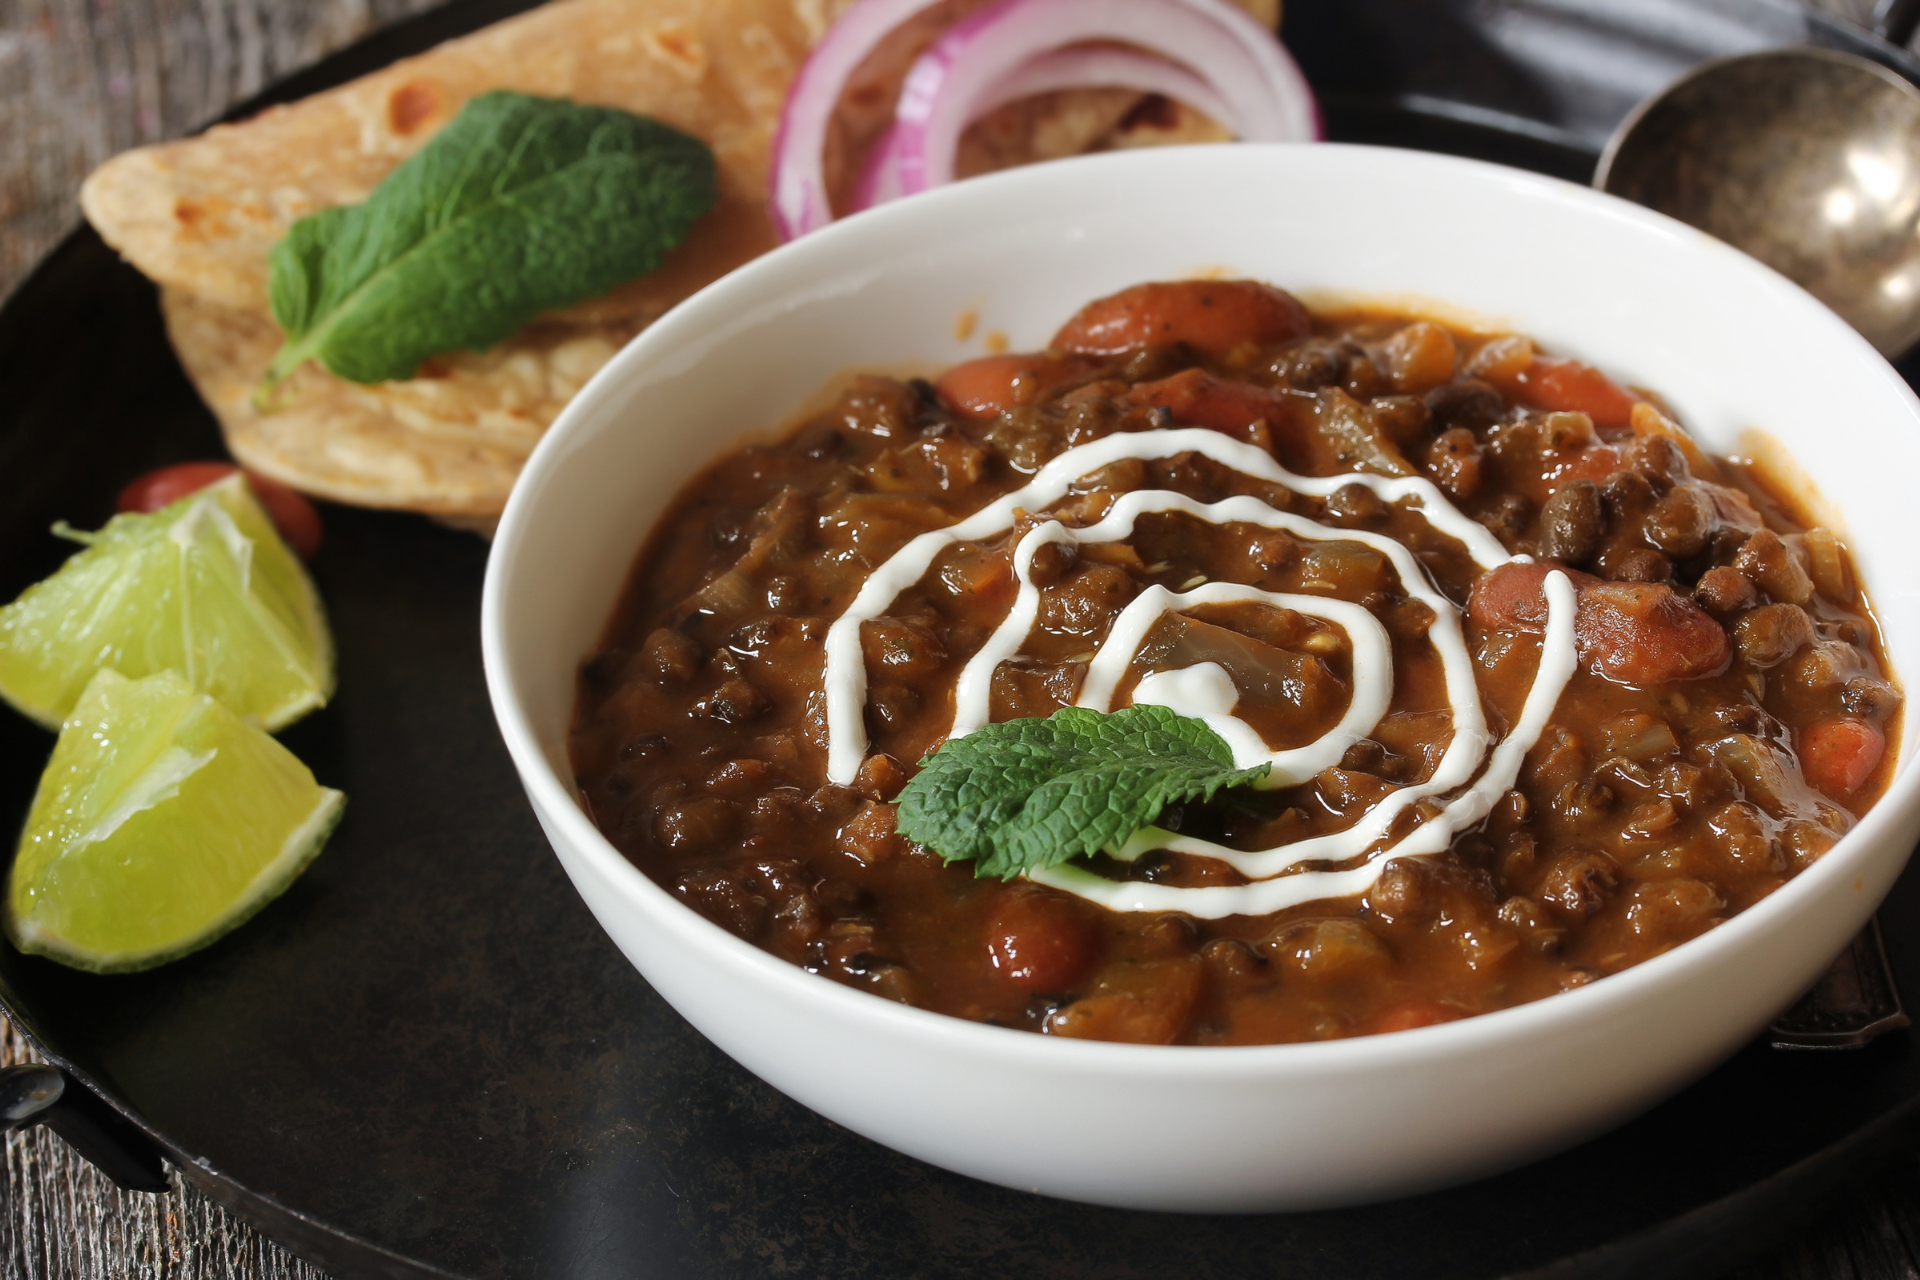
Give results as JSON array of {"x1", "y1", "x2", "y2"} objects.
[
  {"x1": 1576, "y1": 582, "x2": 1730, "y2": 685},
  {"x1": 1546, "y1": 444, "x2": 1627, "y2": 490},
  {"x1": 1466, "y1": 561, "x2": 1597, "y2": 632},
  {"x1": 116, "y1": 461, "x2": 241, "y2": 513},
  {"x1": 117, "y1": 462, "x2": 324, "y2": 558},
  {"x1": 1469, "y1": 564, "x2": 1729, "y2": 684},
  {"x1": 1052, "y1": 280, "x2": 1310, "y2": 357},
  {"x1": 1509, "y1": 358, "x2": 1641, "y2": 431},
  {"x1": 1373, "y1": 1001, "x2": 1462, "y2": 1034},
  {"x1": 1799, "y1": 717, "x2": 1885, "y2": 798},
  {"x1": 986, "y1": 889, "x2": 1098, "y2": 992},
  {"x1": 1124, "y1": 368, "x2": 1288, "y2": 441}
]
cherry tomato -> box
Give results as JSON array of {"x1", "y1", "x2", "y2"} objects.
[
  {"x1": 1508, "y1": 358, "x2": 1641, "y2": 431},
  {"x1": 934, "y1": 354, "x2": 1042, "y2": 420},
  {"x1": 986, "y1": 889, "x2": 1098, "y2": 992},
  {"x1": 117, "y1": 462, "x2": 323, "y2": 558},
  {"x1": 1799, "y1": 717, "x2": 1885, "y2": 798},
  {"x1": 1575, "y1": 581, "x2": 1732, "y2": 686},
  {"x1": 1052, "y1": 280, "x2": 1311, "y2": 357},
  {"x1": 1124, "y1": 367, "x2": 1289, "y2": 440}
]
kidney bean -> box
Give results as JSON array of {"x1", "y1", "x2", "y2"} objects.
[
  {"x1": 1053, "y1": 280, "x2": 1311, "y2": 356},
  {"x1": 1578, "y1": 582, "x2": 1731, "y2": 684},
  {"x1": 984, "y1": 889, "x2": 1099, "y2": 991},
  {"x1": 1469, "y1": 561, "x2": 1590, "y2": 631},
  {"x1": 1600, "y1": 467, "x2": 1653, "y2": 517},
  {"x1": 1470, "y1": 563, "x2": 1724, "y2": 684}
]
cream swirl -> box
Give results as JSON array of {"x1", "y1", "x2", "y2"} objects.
[{"x1": 819, "y1": 426, "x2": 1576, "y2": 916}]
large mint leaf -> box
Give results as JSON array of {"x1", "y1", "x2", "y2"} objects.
[
  {"x1": 895, "y1": 705, "x2": 1270, "y2": 880},
  {"x1": 261, "y1": 91, "x2": 714, "y2": 397}
]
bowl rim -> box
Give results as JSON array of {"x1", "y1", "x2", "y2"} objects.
[{"x1": 482, "y1": 141, "x2": 1920, "y2": 1071}]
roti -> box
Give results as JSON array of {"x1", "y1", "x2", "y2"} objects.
[{"x1": 83, "y1": 0, "x2": 1279, "y2": 518}]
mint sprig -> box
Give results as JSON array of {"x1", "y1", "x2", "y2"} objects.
[
  {"x1": 895, "y1": 705, "x2": 1270, "y2": 880},
  {"x1": 260, "y1": 91, "x2": 714, "y2": 403}
]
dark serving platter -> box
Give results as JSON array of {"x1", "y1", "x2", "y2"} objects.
[{"x1": 7, "y1": 0, "x2": 1920, "y2": 1276}]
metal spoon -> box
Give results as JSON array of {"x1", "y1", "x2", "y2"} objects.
[
  {"x1": 1596, "y1": 43, "x2": 1920, "y2": 357},
  {"x1": 1595, "y1": 19, "x2": 1919, "y2": 1048}
]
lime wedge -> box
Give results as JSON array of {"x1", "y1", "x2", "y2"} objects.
[
  {"x1": 0, "y1": 474, "x2": 333, "y2": 731},
  {"x1": 7, "y1": 668, "x2": 344, "y2": 972}
]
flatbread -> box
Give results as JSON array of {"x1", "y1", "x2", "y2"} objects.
[
  {"x1": 163, "y1": 288, "x2": 632, "y2": 516},
  {"x1": 82, "y1": 0, "x2": 833, "y2": 318},
  {"x1": 84, "y1": 0, "x2": 1280, "y2": 517},
  {"x1": 158, "y1": 192, "x2": 777, "y2": 517}
]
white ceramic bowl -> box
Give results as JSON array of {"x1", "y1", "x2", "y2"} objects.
[{"x1": 483, "y1": 144, "x2": 1920, "y2": 1212}]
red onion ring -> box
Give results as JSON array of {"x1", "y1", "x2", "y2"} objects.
[
  {"x1": 888, "y1": 0, "x2": 1317, "y2": 201},
  {"x1": 770, "y1": 0, "x2": 947, "y2": 240},
  {"x1": 852, "y1": 45, "x2": 1236, "y2": 213}
]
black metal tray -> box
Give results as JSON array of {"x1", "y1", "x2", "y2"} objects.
[{"x1": 7, "y1": 2, "x2": 1920, "y2": 1276}]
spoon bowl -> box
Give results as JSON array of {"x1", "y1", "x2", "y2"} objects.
[{"x1": 1597, "y1": 47, "x2": 1920, "y2": 357}]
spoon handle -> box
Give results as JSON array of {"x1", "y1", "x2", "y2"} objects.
[
  {"x1": 0, "y1": 1064, "x2": 170, "y2": 1192},
  {"x1": 1770, "y1": 915, "x2": 1910, "y2": 1049},
  {"x1": 1873, "y1": 0, "x2": 1920, "y2": 49}
]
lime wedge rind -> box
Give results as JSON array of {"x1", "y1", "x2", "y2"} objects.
[
  {"x1": 0, "y1": 476, "x2": 334, "y2": 732},
  {"x1": 6, "y1": 668, "x2": 346, "y2": 974},
  {"x1": 7, "y1": 787, "x2": 343, "y2": 974}
]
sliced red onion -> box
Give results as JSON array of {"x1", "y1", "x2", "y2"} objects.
[
  {"x1": 977, "y1": 44, "x2": 1235, "y2": 122},
  {"x1": 854, "y1": 124, "x2": 910, "y2": 211},
  {"x1": 888, "y1": 0, "x2": 1318, "y2": 200},
  {"x1": 770, "y1": 0, "x2": 947, "y2": 240},
  {"x1": 853, "y1": 45, "x2": 1237, "y2": 213}
]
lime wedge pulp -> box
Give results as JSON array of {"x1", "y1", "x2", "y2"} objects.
[
  {"x1": 7, "y1": 668, "x2": 344, "y2": 972},
  {"x1": 0, "y1": 474, "x2": 333, "y2": 731}
]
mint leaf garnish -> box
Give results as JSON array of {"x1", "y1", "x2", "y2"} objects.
[
  {"x1": 895, "y1": 705, "x2": 1271, "y2": 880},
  {"x1": 260, "y1": 91, "x2": 715, "y2": 401}
]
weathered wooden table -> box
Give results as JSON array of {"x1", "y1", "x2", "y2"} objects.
[{"x1": 6, "y1": 0, "x2": 1920, "y2": 1275}]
